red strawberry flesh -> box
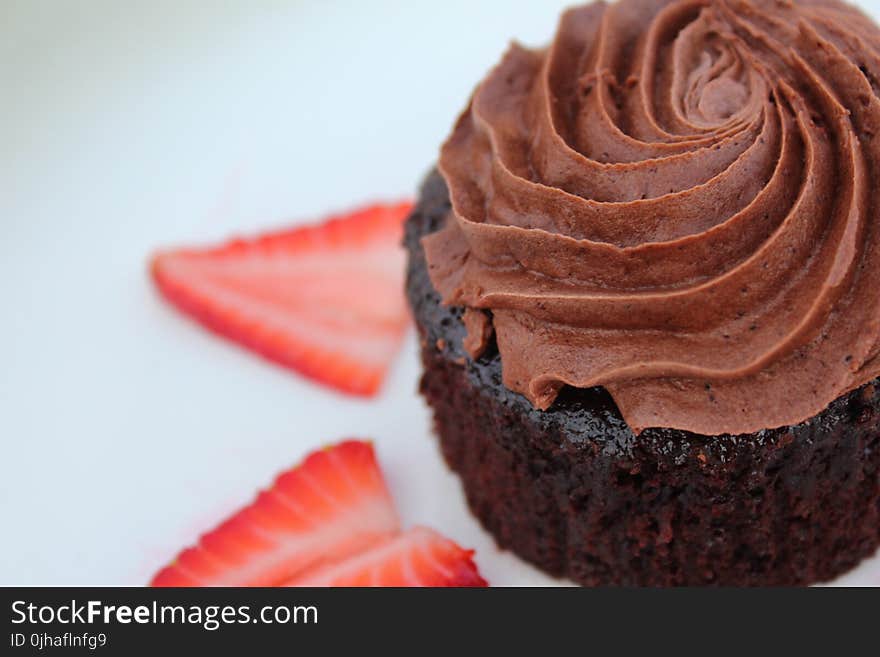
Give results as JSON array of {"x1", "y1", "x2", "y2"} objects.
[
  {"x1": 285, "y1": 526, "x2": 488, "y2": 587},
  {"x1": 151, "y1": 440, "x2": 399, "y2": 587},
  {"x1": 150, "y1": 201, "x2": 413, "y2": 397}
]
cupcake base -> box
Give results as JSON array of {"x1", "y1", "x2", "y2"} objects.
[{"x1": 406, "y1": 170, "x2": 880, "y2": 586}]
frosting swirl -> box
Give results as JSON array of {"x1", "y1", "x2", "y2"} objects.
[{"x1": 424, "y1": 0, "x2": 880, "y2": 435}]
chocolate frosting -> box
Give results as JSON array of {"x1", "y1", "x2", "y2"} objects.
[{"x1": 424, "y1": 0, "x2": 880, "y2": 435}]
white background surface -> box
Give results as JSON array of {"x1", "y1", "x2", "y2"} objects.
[{"x1": 2, "y1": 0, "x2": 878, "y2": 586}]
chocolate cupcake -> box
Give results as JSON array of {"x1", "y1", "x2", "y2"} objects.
[{"x1": 406, "y1": 0, "x2": 880, "y2": 586}]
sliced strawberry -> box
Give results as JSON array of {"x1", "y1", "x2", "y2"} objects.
[
  {"x1": 286, "y1": 527, "x2": 488, "y2": 587},
  {"x1": 151, "y1": 440, "x2": 399, "y2": 587},
  {"x1": 151, "y1": 201, "x2": 413, "y2": 397}
]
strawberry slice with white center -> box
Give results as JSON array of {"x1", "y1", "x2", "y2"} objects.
[
  {"x1": 285, "y1": 527, "x2": 488, "y2": 587},
  {"x1": 151, "y1": 440, "x2": 399, "y2": 587},
  {"x1": 150, "y1": 201, "x2": 413, "y2": 397}
]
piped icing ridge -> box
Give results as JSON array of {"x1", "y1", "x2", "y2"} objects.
[{"x1": 424, "y1": 0, "x2": 880, "y2": 435}]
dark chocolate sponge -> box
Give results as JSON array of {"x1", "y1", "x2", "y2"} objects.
[{"x1": 406, "y1": 169, "x2": 880, "y2": 586}]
